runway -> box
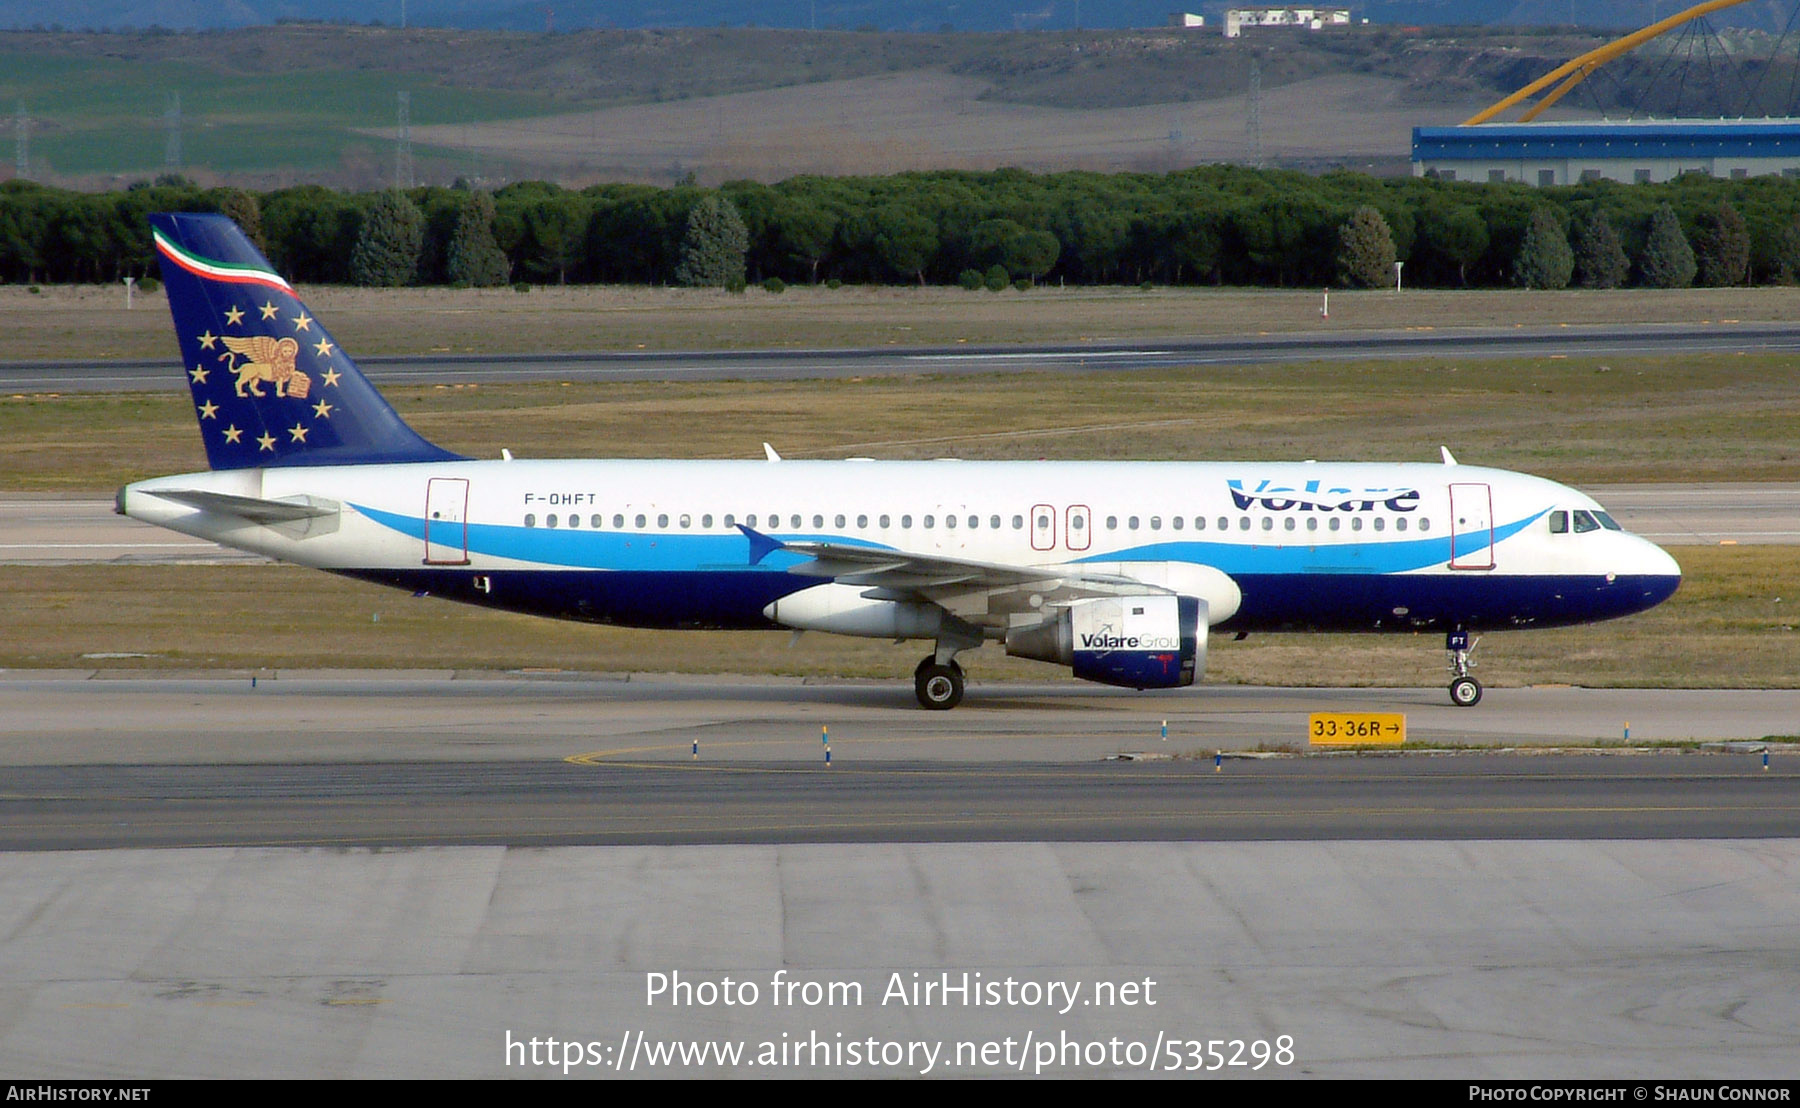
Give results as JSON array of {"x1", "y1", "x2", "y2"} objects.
[
  {"x1": 9, "y1": 320, "x2": 1800, "y2": 392},
  {"x1": 2, "y1": 674, "x2": 1797, "y2": 1076},
  {"x1": 3, "y1": 483, "x2": 1795, "y2": 565},
  {"x1": 0, "y1": 673, "x2": 1795, "y2": 851}
]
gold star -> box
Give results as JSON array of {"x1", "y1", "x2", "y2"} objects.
[
  {"x1": 313, "y1": 338, "x2": 335, "y2": 358},
  {"x1": 257, "y1": 432, "x2": 277, "y2": 452},
  {"x1": 188, "y1": 364, "x2": 209, "y2": 385},
  {"x1": 223, "y1": 305, "x2": 245, "y2": 326},
  {"x1": 222, "y1": 424, "x2": 243, "y2": 444},
  {"x1": 259, "y1": 301, "x2": 279, "y2": 321},
  {"x1": 288, "y1": 422, "x2": 309, "y2": 443},
  {"x1": 198, "y1": 400, "x2": 218, "y2": 420},
  {"x1": 321, "y1": 368, "x2": 342, "y2": 388},
  {"x1": 196, "y1": 330, "x2": 218, "y2": 350},
  {"x1": 292, "y1": 312, "x2": 313, "y2": 332},
  {"x1": 312, "y1": 399, "x2": 334, "y2": 419}
]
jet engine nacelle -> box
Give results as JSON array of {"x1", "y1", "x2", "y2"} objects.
[{"x1": 1005, "y1": 594, "x2": 1207, "y2": 690}]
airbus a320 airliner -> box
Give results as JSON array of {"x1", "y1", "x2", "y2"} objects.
[{"x1": 119, "y1": 213, "x2": 1682, "y2": 709}]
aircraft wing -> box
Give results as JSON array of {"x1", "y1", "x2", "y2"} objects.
[{"x1": 755, "y1": 529, "x2": 1176, "y2": 622}]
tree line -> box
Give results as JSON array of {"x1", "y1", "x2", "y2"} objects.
[{"x1": 5, "y1": 166, "x2": 1800, "y2": 291}]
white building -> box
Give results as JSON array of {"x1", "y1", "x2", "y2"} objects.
[{"x1": 1223, "y1": 8, "x2": 1351, "y2": 37}]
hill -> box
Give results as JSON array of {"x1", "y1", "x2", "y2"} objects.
[
  {"x1": 5, "y1": 0, "x2": 1799, "y2": 34},
  {"x1": 0, "y1": 22, "x2": 1784, "y2": 187}
]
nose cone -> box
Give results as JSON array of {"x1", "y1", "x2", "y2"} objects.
[{"x1": 1624, "y1": 536, "x2": 1682, "y2": 612}]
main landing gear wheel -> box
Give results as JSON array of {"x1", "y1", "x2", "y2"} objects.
[
  {"x1": 1449, "y1": 676, "x2": 1483, "y2": 708},
  {"x1": 914, "y1": 661, "x2": 964, "y2": 710}
]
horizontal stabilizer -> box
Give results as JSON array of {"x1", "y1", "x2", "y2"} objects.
[{"x1": 147, "y1": 488, "x2": 339, "y2": 524}]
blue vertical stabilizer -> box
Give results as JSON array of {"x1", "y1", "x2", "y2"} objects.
[{"x1": 151, "y1": 212, "x2": 463, "y2": 470}]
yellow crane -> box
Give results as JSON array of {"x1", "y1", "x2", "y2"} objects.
[{"x1": 1463, "y1": 0, "x2": 1756, "y2": 125}]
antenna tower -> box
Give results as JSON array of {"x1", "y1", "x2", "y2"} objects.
[
  {"x1": 164, "y1": 92, "x2": 182, "y2": 170},
  {"x1": 395, "y1": 91, "x2": 414, "y2": 190},
  {"x1": 13, "y1": 101, "x2": 27, "y2": 178},
  {"x1": 1247, "y1": 56, "x2": 1263, "y2": 168}
]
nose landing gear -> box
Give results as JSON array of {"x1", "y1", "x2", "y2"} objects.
[{"x1": 1447, "y1": 629, "x2": 1482, "y2": 707}]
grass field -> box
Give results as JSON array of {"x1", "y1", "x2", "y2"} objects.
[
  {"x1": 6, "y1": 346, "x2": 1798, "y2": 492},
  {"x1": 0, "y1": 546, "x2": 1790, "y2": 688},
  {"x1": 5, "y1": 282, "x2": 1799, "y2": 362}
]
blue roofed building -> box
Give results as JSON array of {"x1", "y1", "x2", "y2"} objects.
[{"x1": 1411, "y1": 120, "x2": 1800, "y2": 185}]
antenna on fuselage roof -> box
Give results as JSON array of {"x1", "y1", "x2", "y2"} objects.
[
  {"x1": 1440, "y1": 446, "x2": 1459, "y2": 466},
  {"x1": 763, "y1": 442, "x2": 782, "y2": 462}
]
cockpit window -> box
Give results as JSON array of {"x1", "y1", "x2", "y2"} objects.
[
  {"x1": 1548, "y1": 510, "x2": 1568, "y2": 534},
  {"x1": 1572, "y1": 509, "x2": 1600, "y2": 534},
  {"x1": 1593, "y1": 511, "x2": 1622, "y2": 531}
]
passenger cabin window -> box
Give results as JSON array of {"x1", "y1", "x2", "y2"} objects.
[
  {"x1": 525, "y1": 513, "x2": 537, "y2": 527},
  {"x1": 1012, "y1": 515, "x2": 1024, "y2": 530}
]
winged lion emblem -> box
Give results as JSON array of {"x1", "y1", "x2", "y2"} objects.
[{"x1": 218, "y1": 335, "x2": 310, "y2": 399}]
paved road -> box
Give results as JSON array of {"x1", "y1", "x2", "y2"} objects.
[
  {"x1": 3, "y1": 483, "x2": 1791, "y2": 565},
  {"x1": 9, "y1": 320, "x2": 1800, "y2": 392}
]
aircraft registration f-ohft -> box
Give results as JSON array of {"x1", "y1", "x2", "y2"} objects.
[{"x1": 119, "y1": 213, "x2": 1682, "y2": 709}]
